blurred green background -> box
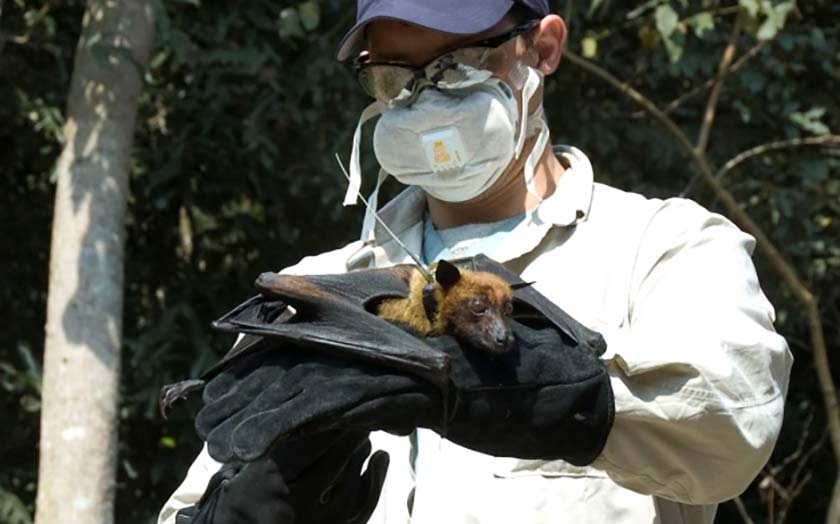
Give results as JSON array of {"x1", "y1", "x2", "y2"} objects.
[{"x1": 1, "y1": 0, "x2": 838, "y2": 522}]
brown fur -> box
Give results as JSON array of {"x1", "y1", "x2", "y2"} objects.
[
  {"x1": 376, "y1": 267, "x2": 438, "y2": 334},
  {"x1": 376, "y1": 263, "x2": 515, "y2": 353}
]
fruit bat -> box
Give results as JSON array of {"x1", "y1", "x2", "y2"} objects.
[
  {"x1": 376, "y1": 260, "x2": 516, "y2": 354},
  {"x1": 159, "y1": 255, "x2": 606, "y2": 417}
]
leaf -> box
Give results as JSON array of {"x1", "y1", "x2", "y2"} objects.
[
  {"x1": 740, "y1": 70, "x2": 766, "y2": 93},
  {"x1": 278, "y1": 7, "x2": 305, "y2": 39},
  {"x1": 0, "y1": 488, "x2": 32, "y2": 524},
  {"x1": 777, "y1": 33, "x2": 795, "y2": 51},
  {"x1": 733, "y1": 99, "x2": 752, "y2": 123},
  {"x1": 582, "y1": 37, "x2": 598, "y2": 58},
  {"x1": 688, "y1": 12, "x2": 714, "y2": 38},
  {"x1": 756, "y1": 16, "x2": 779, "y2": 40},
  {"x1": 589, "y1": 0, "x2": 605, "y2": 15},
  {"x1": 771, "y1": 1, "x2": 795, "y2": 26},
  {"x1": 789, "y1": 107, "x2": 831, "y2": 136},
  {"x1": 122, "y1": 459, "x2": 139, "y2": 480},
  {"x1": 756, "y1": 1, "x2": 794, "y2": 40},
  {"x1": 739, "y1": 0, "x2": 759, "y2": 17},
  {"x1": 655, "y1": 4, "x2": 679, "y2": 38},
  {"x1": 802, "y1": 107, "x2": 826, "y2": 120},
  {"x1": 810, "y1": 28, "x2": 827, "y2": 50},
  {"x1": 663, "y1": 36, "x2": 684, "y2": 63},
  {"x1": 298, "y1": 1, "x2": 320, "y2": 31},
  {"x1": 148, "y1": 48, "x2": 170, "y2": 70}
]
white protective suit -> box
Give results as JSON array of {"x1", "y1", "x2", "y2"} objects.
[{"x1": 159, "y1": 147, "x2": 792, "y2": 524}]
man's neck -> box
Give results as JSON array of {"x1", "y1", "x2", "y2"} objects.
[{"x1": 426, "y1": 137, "x2": 565, "y2": 230}]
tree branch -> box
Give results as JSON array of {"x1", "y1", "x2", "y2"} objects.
[
  {"x1": 655, "y1": 40, "x2": 766, "y2": 117},
  {"x1": 827, "y1": 479, "x2": 840, "y2": 524},
  {"x1": 564, "y1": 0, "x2": 574, "y2": 28},
  {"x1": 565, "y1": 51, "x2": 701, "y2": 167},
  {"x1": 733, "y1": 496, "x2": 756, "y2": 524},
  {"x1": 565, "y1": 51, "x2": 840, "y2": 506},
  {"x1": 696, "y1": 11, "x2": 743, "y2": 154},
  {"x1": 716, "y1": 135, "x2": 840, "y2": 181}
]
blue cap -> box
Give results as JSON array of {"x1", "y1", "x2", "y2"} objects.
[{"x1": 337, "y1": 0, "x2": 550, "y2": 60}]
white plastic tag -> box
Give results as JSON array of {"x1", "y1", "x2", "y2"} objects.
[{"x1": 421, "y1": 127, "x2": 466, "y2": 172}]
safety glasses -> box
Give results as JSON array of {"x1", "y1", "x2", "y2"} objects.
[{"x1": 355, "y1": 19, "x2": 539, "y2": 105}]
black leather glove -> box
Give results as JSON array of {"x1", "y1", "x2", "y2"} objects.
[
  {"x1": 197, "y1": 316, "x2": 614, "y2": 466},
  {"x1": 175, "y1": 430, "x2": 389, "y2": 524}
]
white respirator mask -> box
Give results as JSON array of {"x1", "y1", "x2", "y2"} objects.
[{"x1": 342, "y1": 61, "x2": 550, "y2": 238}]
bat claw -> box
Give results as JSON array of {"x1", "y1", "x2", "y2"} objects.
[{"x1": 159, "y1": 379, "x2": 206, "y2": 419}]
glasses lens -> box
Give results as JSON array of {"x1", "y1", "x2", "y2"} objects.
[
  {"x1": 358, "y1": 64, "x2": 416, "y2": 103},
  {"x1": 445, "y1": 47, "x2": 492, "y2": 69},
  {"x1": 419, "y1": 47, "x2": 486, "y2": 86},
  {"x1": 356, "y1": 27, "x2": 523, "y2": 102}
]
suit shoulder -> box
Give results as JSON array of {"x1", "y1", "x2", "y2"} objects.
[{"x1": 590, "y1": 183, "x2": 732, "y2": 234}]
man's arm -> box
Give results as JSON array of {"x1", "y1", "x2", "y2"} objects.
[{"x1": 594, "y1": 199, "x2": 792, "y2": 504}]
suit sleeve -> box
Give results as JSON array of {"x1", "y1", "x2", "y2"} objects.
[
  {"x1": 593, "y1": 199, "x2": 793, "y2": 504},
  {"x1": 157, "y1": 444, "x2": 222, "y2": 524}
]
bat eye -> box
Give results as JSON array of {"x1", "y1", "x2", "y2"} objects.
[
  {"x1": 502, "y1": 299, "x2": 513, "y2": 317},
  {"x1": 469, "y1": 297, "x2": 488, "y2": 315}
]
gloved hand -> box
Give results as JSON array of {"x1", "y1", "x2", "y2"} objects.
[
  {"x1": 197, "y1": 316, "x2": 614, "y2": 466},
  {"x1": 175, "y1": 430, "x2": 389, "y2": 524}
]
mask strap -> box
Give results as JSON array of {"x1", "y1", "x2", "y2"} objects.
[
  {"x1": 360, "y1": 169, "x2": 389, "y2": 241},
  {"x1": 513, "y1": 66, "x2": 543, "y2": 160},
  {"x1": 524, "y1": 116, "x2": 550, "y2": 199},
  {"x1": 343, "y1": 100, "x2": 386, "y2": 206}
]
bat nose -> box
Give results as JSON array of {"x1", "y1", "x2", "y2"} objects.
[{"x1": 492, "y1": 323, "x2": 513, "y2": 352}]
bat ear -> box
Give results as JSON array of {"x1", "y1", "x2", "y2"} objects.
[
  {"x1": 510, "y1": 281, "x2": 536, "y2": 290},
  {"x1": 435, "y1": 260, "x2": 461, "y2": 289}
]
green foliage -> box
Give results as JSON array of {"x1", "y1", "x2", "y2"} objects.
[
  {"x1": 789, "y1": 106, "x2": 832, "y2": 135},
  {"x1": 1, "y1": 0, "x2": 838, "y2": 522},
  {"x1": 0, "y1": 487, "x2": 32, "y2": 524}
]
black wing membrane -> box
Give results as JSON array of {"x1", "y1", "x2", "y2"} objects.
[
  {"x1": 160, "y1": 264, "x2": 449, "y2": 416},
  {"x1": 208, "y1": 265, "x2": 451, "y2": 387}
]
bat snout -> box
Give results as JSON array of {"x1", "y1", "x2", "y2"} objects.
[
  {"x1": 494, "y1": 332, "x2": 514, "y2": 353},
  {"x1": 485, "y1": 320, "x2": 514, "y2": 354}
]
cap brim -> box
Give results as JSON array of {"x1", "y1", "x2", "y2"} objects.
[{"x1": 337, "y1": 0, "x2": 515, "y2": 60}]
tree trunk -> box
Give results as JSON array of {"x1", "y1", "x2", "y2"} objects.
[{"x1": 35, "y1": 2, "x2": 154, "y2": 524}]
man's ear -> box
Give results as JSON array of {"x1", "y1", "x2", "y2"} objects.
[{"x1": 533, "y1": 15, "x2": 567, "y2": 75}]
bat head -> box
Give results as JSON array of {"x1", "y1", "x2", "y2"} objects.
[{"x1": 433, "y1": 260, "x2": 515, "y2": 354}]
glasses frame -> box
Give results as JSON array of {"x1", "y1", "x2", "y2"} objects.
[{"x1": 353, "y1": 19, "x2": 540, "y2": 101}]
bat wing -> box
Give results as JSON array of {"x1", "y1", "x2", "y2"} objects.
[
  {"x1": 459, "y1": 254, "x2": 607, "y2": 356},
  {"x1": 207, "y1": 265, "x2": 450, "y2": 387}
]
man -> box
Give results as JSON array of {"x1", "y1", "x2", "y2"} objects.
[{"x1": 159, "y1": 1, "x2": 792, "y2": 522}]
